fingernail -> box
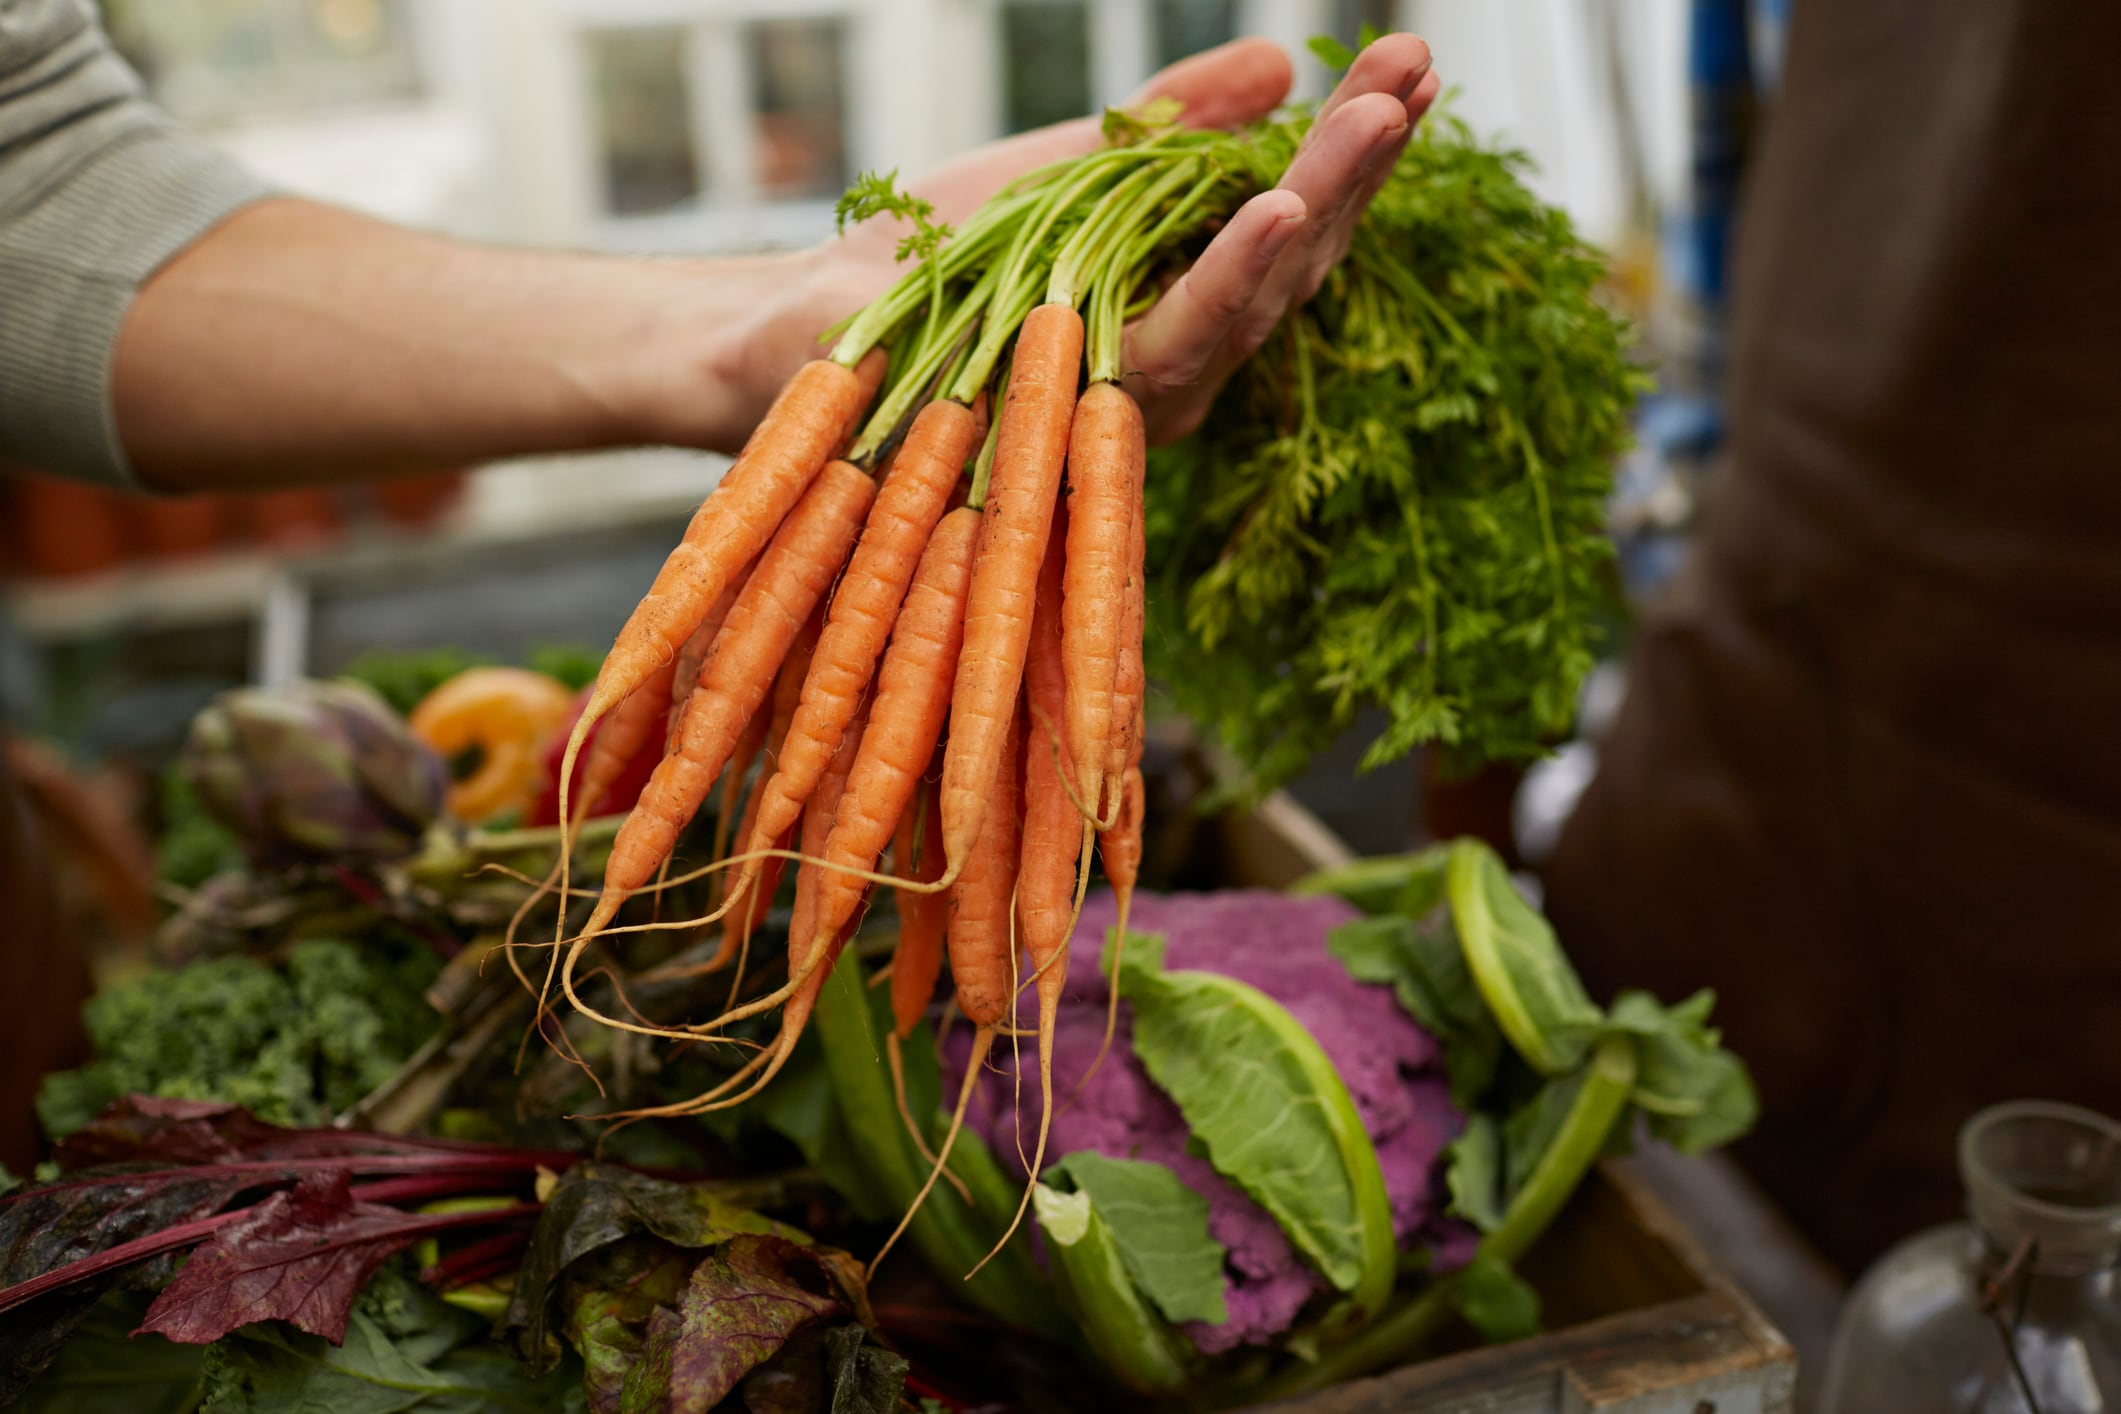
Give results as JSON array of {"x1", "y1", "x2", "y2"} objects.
[
  {"x1": 1363, "y1": 123, "x2": 1409, "y2": 172},
  {"x1": 1261, "y1": 211, "x2": 1305, "y2": 261}
]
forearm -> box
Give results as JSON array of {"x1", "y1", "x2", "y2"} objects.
[{"x1": 112, "y1": 199, "x2": 807, "y2": 492}]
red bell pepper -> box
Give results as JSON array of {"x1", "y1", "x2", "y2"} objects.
[{"x1": 524, "y1": 687, "x2": 662, "y2": 827}]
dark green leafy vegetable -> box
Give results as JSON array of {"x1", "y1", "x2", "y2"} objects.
[
  {"x1": 197, "y1": 1267, "x2": 579, "y2": 1413},
  {"x1": 36, "y1": 937, "x2": 443, "y2": 1139},
  {"x1": 814, "y1": 1325, "x2": 910, "y2": 1414},
  {"x1": 1047, "y1": 1152, "x2": 1227, "y2": 1326},
  {"x1": 17, "y1": 1292, "x2": 204, "y2": 1414},
  {"x1": 1146, "y1": 114, "x2": 1645, "y2": 792}
]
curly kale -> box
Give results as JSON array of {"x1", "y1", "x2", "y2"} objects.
[
  {"x1": 1147, "y1": 113, "x2": 1647, "y2": 793},
  {"x1": 35, "y1": 938, "x2": 443, "y2": 1139}
]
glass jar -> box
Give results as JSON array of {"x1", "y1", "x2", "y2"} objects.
[{"x1": 1820, "y1": 1100, "x2": 2121, "y2": 1413}]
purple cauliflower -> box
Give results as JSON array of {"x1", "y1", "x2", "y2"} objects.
[{"x1": 941, "y1": 888, "x2": 1475, "y2": 1354}]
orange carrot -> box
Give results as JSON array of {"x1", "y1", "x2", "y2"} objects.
[
  {"x1": 574, "y1": 697, "x2": 871, "y2": 1128},
  {"x1": 564, "y1": 356, "x2": 877, "y2": 803},
  {"x1": 551, "y1": 354, "x2": 879, "y2": 1010},
  {"x1": 1102, "y1": 747, "x2": 1145, "y2": 921},
  {"x1": 714, "y1": 614, "x2": 821, "y2": 967},
  {"x1": 728, "y1": 398, "x2": 979, "y2": 917},
  {"x1": 666, "y1": 565, "x2": 752, "y2": 746},
  {"x1": 562, "y1": 658, "x2": 675, "y2": 830},
  {"x1": 1060, "y1": 381, "x2": 1143, "y2": 821},
  {"x1": 684, "y1": 696, "x2": 873, "y2": 1116},
  {"x1": 576, "y1": 459, "x2": 875, "y2": 946},
  {"x1": 785, "y1": 695, "x2": 869, "y2": 995},
  {"x1": 1079, "y1": 710, "x2": 1146, "y2": 1096},
  {"x1": 889, "y1": 763, "x2": 948, "y2": 1040},
  {"x1": 1102, "y1": 478, "x2": 1148, "y2": 825},
  {"x1": 1011, "y1": 513, "x2": 1085, "y2": 1233},
  {"x1": 884, "y1": 765, "x2": 963, "y2": 1191},
  {"x1": 1019, "y1": 512, "x2": 1081, "y2": 993},
  {"x1": 938, "y1": 304, "x2": 1084, "y2": 876},
  {"x1": 948, "y1": 708, "x2": 1023, "y2": 1030},
  {"x1": 805, "y1": 504, "x2": 980, "y2": 956},
  {"x1": 866, "y1": 709, "x2": 1021, "y2": 1281},
  {"x1": 709, "y1": 702, "x2": 771, "y2": 905}
]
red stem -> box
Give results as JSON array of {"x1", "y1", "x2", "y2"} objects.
[
  {"x1": 0, "y1": 1209, "x2": 249, "y2": 1316},
  {"x1": 425, "y1": 1253, "x2": 522, "y2": 1292},
  {"x1": 0, "y1": 1179, "x2": 537, "y2": 1318},
  {"x1": 3, "y1": 1153, "x2": 555, "y2": 1207},
  {"x1": 418, "y1": 1227, "x2": 531, "y2": 1289}
]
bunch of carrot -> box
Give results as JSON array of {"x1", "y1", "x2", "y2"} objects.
[{"x1": 527, "y1": 114, "x2": 1238, "y2": 1259}]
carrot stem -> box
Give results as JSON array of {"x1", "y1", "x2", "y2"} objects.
[{"x1": 966, "y1": 366, "x2": 1008, "y2": 509}]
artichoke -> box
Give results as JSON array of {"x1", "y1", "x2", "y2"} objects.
[{"x1": 182, "y1": 680, "x2": 447, "y2": 867}]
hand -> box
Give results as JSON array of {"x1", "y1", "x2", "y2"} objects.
[{"x1": 733, "y1": 34, "x2": 1438, "y2": 445}]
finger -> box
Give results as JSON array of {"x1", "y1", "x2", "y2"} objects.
[
  {"x1": 918, "y1": 39, "x2": 1297, "y2": 222},
  {"x1": 1122, "y1": 190, "x2": 1306, "y2": 392},
  {"x1": 1310, "y1": 33, "x2": 1433, "y2": 137},
  {"x1": 1309, "y1": 66, "x2": 1445, "y2": 289},
  {"x1": 1132, "y1": 38, "x2": 1294, "y2": 130},
  {"x1": 1347, "y1": 67, "x2": 1444, "y2": 220},
  {"x1": 1406, "y1": 64, "x2": 1443, "y2": 125},
  {"x1": 1256, "y1": 91, "x2": 1406, "y2": 302}
]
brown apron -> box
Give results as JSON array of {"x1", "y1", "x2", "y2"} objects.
[
  {"x1": 1546, "y1": 0, "x2": 2121, "y2": 1273},
  {"x1": 0, "y1": 735, "x2": 92, "y2": 1172}
]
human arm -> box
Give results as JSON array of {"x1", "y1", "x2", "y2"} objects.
[{"x1": 22, "y1": 15, "x2": 1432, "y2": 493}]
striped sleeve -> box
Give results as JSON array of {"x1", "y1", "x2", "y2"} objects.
[{"x1": 0, "y1": 0, "x2": 275, "y2": 486}]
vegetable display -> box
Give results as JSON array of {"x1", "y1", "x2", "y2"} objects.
[
  {"x1": 8, "y1": 38, "x2": 1710, "y2": 1414},
  {"x1": 530, "y1": 70, "x2": 1637, "y2": 1295}
]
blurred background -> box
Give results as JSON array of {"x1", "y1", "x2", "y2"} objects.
[{"x1": 0, "y1": 0, "x2": 1783, "y2": 859}]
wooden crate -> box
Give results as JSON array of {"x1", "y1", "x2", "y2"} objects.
[{"x1": 1213, "y1": 794, "x2": 1799, "y2": 1413}]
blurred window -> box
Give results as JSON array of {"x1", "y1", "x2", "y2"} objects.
[
  {"x1": 1000, "y1": 1, "x2": 1090, "y2": 134},
  {"x1": 1152, "y1": 0, "x2": 1237, "y2": 66},
  {"x1": 96, "y1": 0, "x2": 423, "y2": 126},
  {"x1": 747, "y1": 18, "x2": 849, "y2": 200},
  {"x1": 1332, "y1": 0, "x2": 1400, "y2": 49},
  {"x1": 585, "y1": 27, "x2": 703, "y2": 217}
]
